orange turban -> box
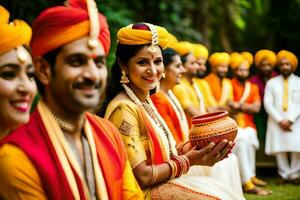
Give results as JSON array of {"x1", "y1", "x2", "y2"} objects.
[
  {"x1": 277, "y1": 50, "x2": 298, "y2": 71},
  {"x1": 31, "y1": 0, "x2": 110, "y2": 56},
  {"x1": 192, "y1": 43, "x2": 209, "y2": 60},
  {"x1": 241, "y1": 51, "x2": 253, "y2": 66},
  {"x1": 117, "y1": 23, "x2": 169, "y2": 49},
  {"x1": 254, "y1": 49, "x2": 276, "y2": 67},
  {"x1": 229, "y1": 52, "x2": 245, "y2": 69},
  {"x1": 209, "y1": 52, "x2": 230, "y2": 68},
  {"x1": 0, "y1": 6, "x2": 32, "y2": 54},
  {"x1": 172, "y1": 41, "x2": 193, "y2": 56}
]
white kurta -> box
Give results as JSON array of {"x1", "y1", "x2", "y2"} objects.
[{"x1": 264, "y1": 74, "x2": 300, "y2": 155}]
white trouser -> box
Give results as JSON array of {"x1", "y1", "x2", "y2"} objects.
[
  {"x1": 276, "y1": 152, "x2": 300, "y2": 180},
  {"x1": 233, "y1": 127, "x2": 259, "y2": 184},
  {"x1": 187, "y1": 154, "x2": 243, "y2": 196}
]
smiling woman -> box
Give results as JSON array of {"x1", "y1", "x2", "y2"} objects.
[
  {"x1": 0, "y1": 6, "x2": 37, "y2": 139},
  {"x1": 104, "y1": 22, "x2": 245, "y2": 200}
]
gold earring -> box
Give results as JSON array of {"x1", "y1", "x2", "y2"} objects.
[
  {"x1": 162, "y1": 72, "x2": 166, "y2": 78},
  {"x1": 120, "y1": 70, "x2": 129, "y2": 84}
]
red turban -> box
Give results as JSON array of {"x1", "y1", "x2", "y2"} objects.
[
  {"x1": 31, "y1": 0, "x2": 110, "y2": 56},
  {"x1": 0, "y1": 6, "x2": 32, "y2": 54}
]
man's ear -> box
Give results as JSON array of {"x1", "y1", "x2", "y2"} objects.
[{"x1": 34, "y1": 56, "x2": 52, "y2": 86}]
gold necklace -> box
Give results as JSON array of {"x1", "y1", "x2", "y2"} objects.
[
  {"x1": 50, "y1": 109, "x2": 76, "y2": 132},
  {"x1": 122, "y1": 84, "x2": 174, "y2": 156}
]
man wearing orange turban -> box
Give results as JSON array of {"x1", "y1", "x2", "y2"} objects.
[
  {"x1": 204, "y1": 52, "x2": 233, "y2": 111},
  {"x1": 228, "y1": 52, "x2": 271, "y2": 195},
  {"x1": 0, "y1": 1, "x2": 143, "y2": 199},
  {"x1": 249, "y1": 49, "x2": 278, "y2": 145},
  {"x1": 264, "y1": 50, "x2": 300, "y2": 185}
]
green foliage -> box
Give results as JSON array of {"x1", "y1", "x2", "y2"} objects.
[{"x1": 2, "y1": 0, "x2": 300, "y2": 74}]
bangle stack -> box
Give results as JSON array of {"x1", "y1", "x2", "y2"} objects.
[
  {"x1": 166, "y1": 155, "x2": 191, "y2": 179},
  {"x1": 176, "y1": 141, "x2": 189, "y2": 155}
]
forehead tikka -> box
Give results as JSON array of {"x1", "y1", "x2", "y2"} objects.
[
  {"x1": 8, "y1": 21, "x2": 28, "y2": 63},
  {"x1": 145, "y1": 23, "x2": 159, "y2": 53},
  {"x1": 16, "y1": 46, "x2": 28, "y2": 64}
]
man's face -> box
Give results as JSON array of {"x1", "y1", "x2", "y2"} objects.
[
  {"x1": 183, "y1": 54, "x2": 199, "y2": 77},
  {"x1": 49, "y1": 36, "x2": 107, "y2": 113},
  {"x1": 196, "y1": 57, "x2": 207, "y2": 78},
  {"x1": 235, "y1": 62, "x2": 250, "y2": 82},
  {"x1": 214, "y1": 63, "x2": 228, "y2": 79},
  {"x1": 278, "y1": 58, "x2": 293, "y2": 78},
  {"x1": 259, "y1": 59, "x2": 273, "y2": 77}
]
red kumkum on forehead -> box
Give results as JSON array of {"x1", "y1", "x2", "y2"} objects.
[{"x1": 90, "y1": 53, "x2": 98, "y2": 59}]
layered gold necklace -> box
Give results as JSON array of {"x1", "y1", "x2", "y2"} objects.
[{"x1": 122, "y1": 84, "x2": 176, "y2": 157}]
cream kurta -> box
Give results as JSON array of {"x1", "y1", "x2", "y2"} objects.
[{"x1": 264, "y1": 74, "x2": 300, "y2": 155}]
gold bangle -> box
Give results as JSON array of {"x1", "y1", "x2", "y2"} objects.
[
  {"x1": 150, "y1": 165, "x2": 159, "y2": 185},
  {"x1": 166, "y1": 160, "x2": 177, "y2": 179}
]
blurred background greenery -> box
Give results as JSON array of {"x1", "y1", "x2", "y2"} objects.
[{"x1": 2, "y1": 0, "x2": 300, "y2": 74}]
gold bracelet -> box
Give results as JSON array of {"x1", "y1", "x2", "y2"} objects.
[
  {"x1": 166, "y1": 160, "x2": 177, "y2": 179},
  {"x1": 150, "y1": 165, "x2": 159, "y2": 185}
]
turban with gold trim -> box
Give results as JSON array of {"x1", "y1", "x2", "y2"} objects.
[
  {"x1": 277, "y1": 50, "x2": 298, "y2": 71},
  {"x1": 31, "y1": 0, "x2": 110, "y2": 56},
  {"x1": 208, "y1": 52, "x2": 230, "y2": 68},
  {"x1": 254, "y1": 49, "x2": 276, "y2": 67},
  {"x1": 192, "y1": 43, "x2": 209, "y2": 60},
  {"x1": 117, "y1": 23, "x2": 169, "y2": 49},
  {"x1": 172, "y1": 41, "x2": 193, "y2": 56},
  {"x1": 0, "y1": 6, "x2": 32, "y2": 55},
  {"x1": 229, "y1": 52, "x2": 245, "y2": 69},
  {"x1": 241, "y1": 51, "x2": 253, "y2": 66}
]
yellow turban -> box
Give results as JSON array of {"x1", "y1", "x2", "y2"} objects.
[
  {"x1": 166, "y1": 32, "x2": 178, "y2": 48},
  {"x1": 241, "y1": 51, "x2": 253, "y2": 66},
  {"x1": 192, "y1": 43, "x2": 209, "y2": 60},
  {"x1": 117, "y1": 23, "x2": 169, "y2": 49},
  {"x1": 172, "y1": 41, "x2": 193, "y2": 56},
  {"x1": 229, "y1": 52, "x2": 245, "y2": 69},
  {"x1": 277, "y1": 50, "x2": 298, "y2": 71},
  {"x1": 254, "y1": 49, "x2": 276, "y2": 67},
  {"x1": 0, "y1": 6, "x2": 32, "y2": 54},
  {"x1": 209, "y1": 52, "x2": 230, "y2": 68}
]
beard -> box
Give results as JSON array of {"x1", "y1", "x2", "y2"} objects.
[
  {"x1": 236, "y1": 75, "x2": 247, "y2": 83},
  {"x1": 281, "y1": 70, "x2": 292, "y2": 78},
  {"x1": 216, "y1": 72, "x2": 227, "y2": 79},
  {"x1": 196, "y1": 70, "x2": 206, "y2": 78}
]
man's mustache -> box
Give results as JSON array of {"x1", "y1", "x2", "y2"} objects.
[{"x1": 73, "y1": 79, "x2": 101, "y2": 89}]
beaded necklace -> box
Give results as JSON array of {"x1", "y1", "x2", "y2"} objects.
[{"x1": 122, "y1": 84, "x2": 176, "y2": 157}]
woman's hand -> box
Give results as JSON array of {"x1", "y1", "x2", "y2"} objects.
[{"x1": 184, "y1": 140, "x2": 233, "y2": 167}]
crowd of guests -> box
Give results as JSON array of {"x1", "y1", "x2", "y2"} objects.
[{"x1": 0, "y1": 0, "x2": 299, "y2": 199}]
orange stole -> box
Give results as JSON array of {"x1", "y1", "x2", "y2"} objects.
[
  {"x1": 204, "y1": 73, "x2": 223, "y2": 101},
  {"x1": 151, "y1": 91, "x2": 185, "y2": 144},
  {"x1": 231, "y1": 79, "x2": 260, "y2": 128},
  {"x1": 138, "y1": 107, "x2": 169, "y2": 165},
  {"x1": 85, "y1": 113, "x2": 127, "y2": 199}
]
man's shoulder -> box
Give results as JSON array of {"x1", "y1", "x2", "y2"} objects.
[{"x1": 86, "y1": 113, "x2": 116, "y2": 130}]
